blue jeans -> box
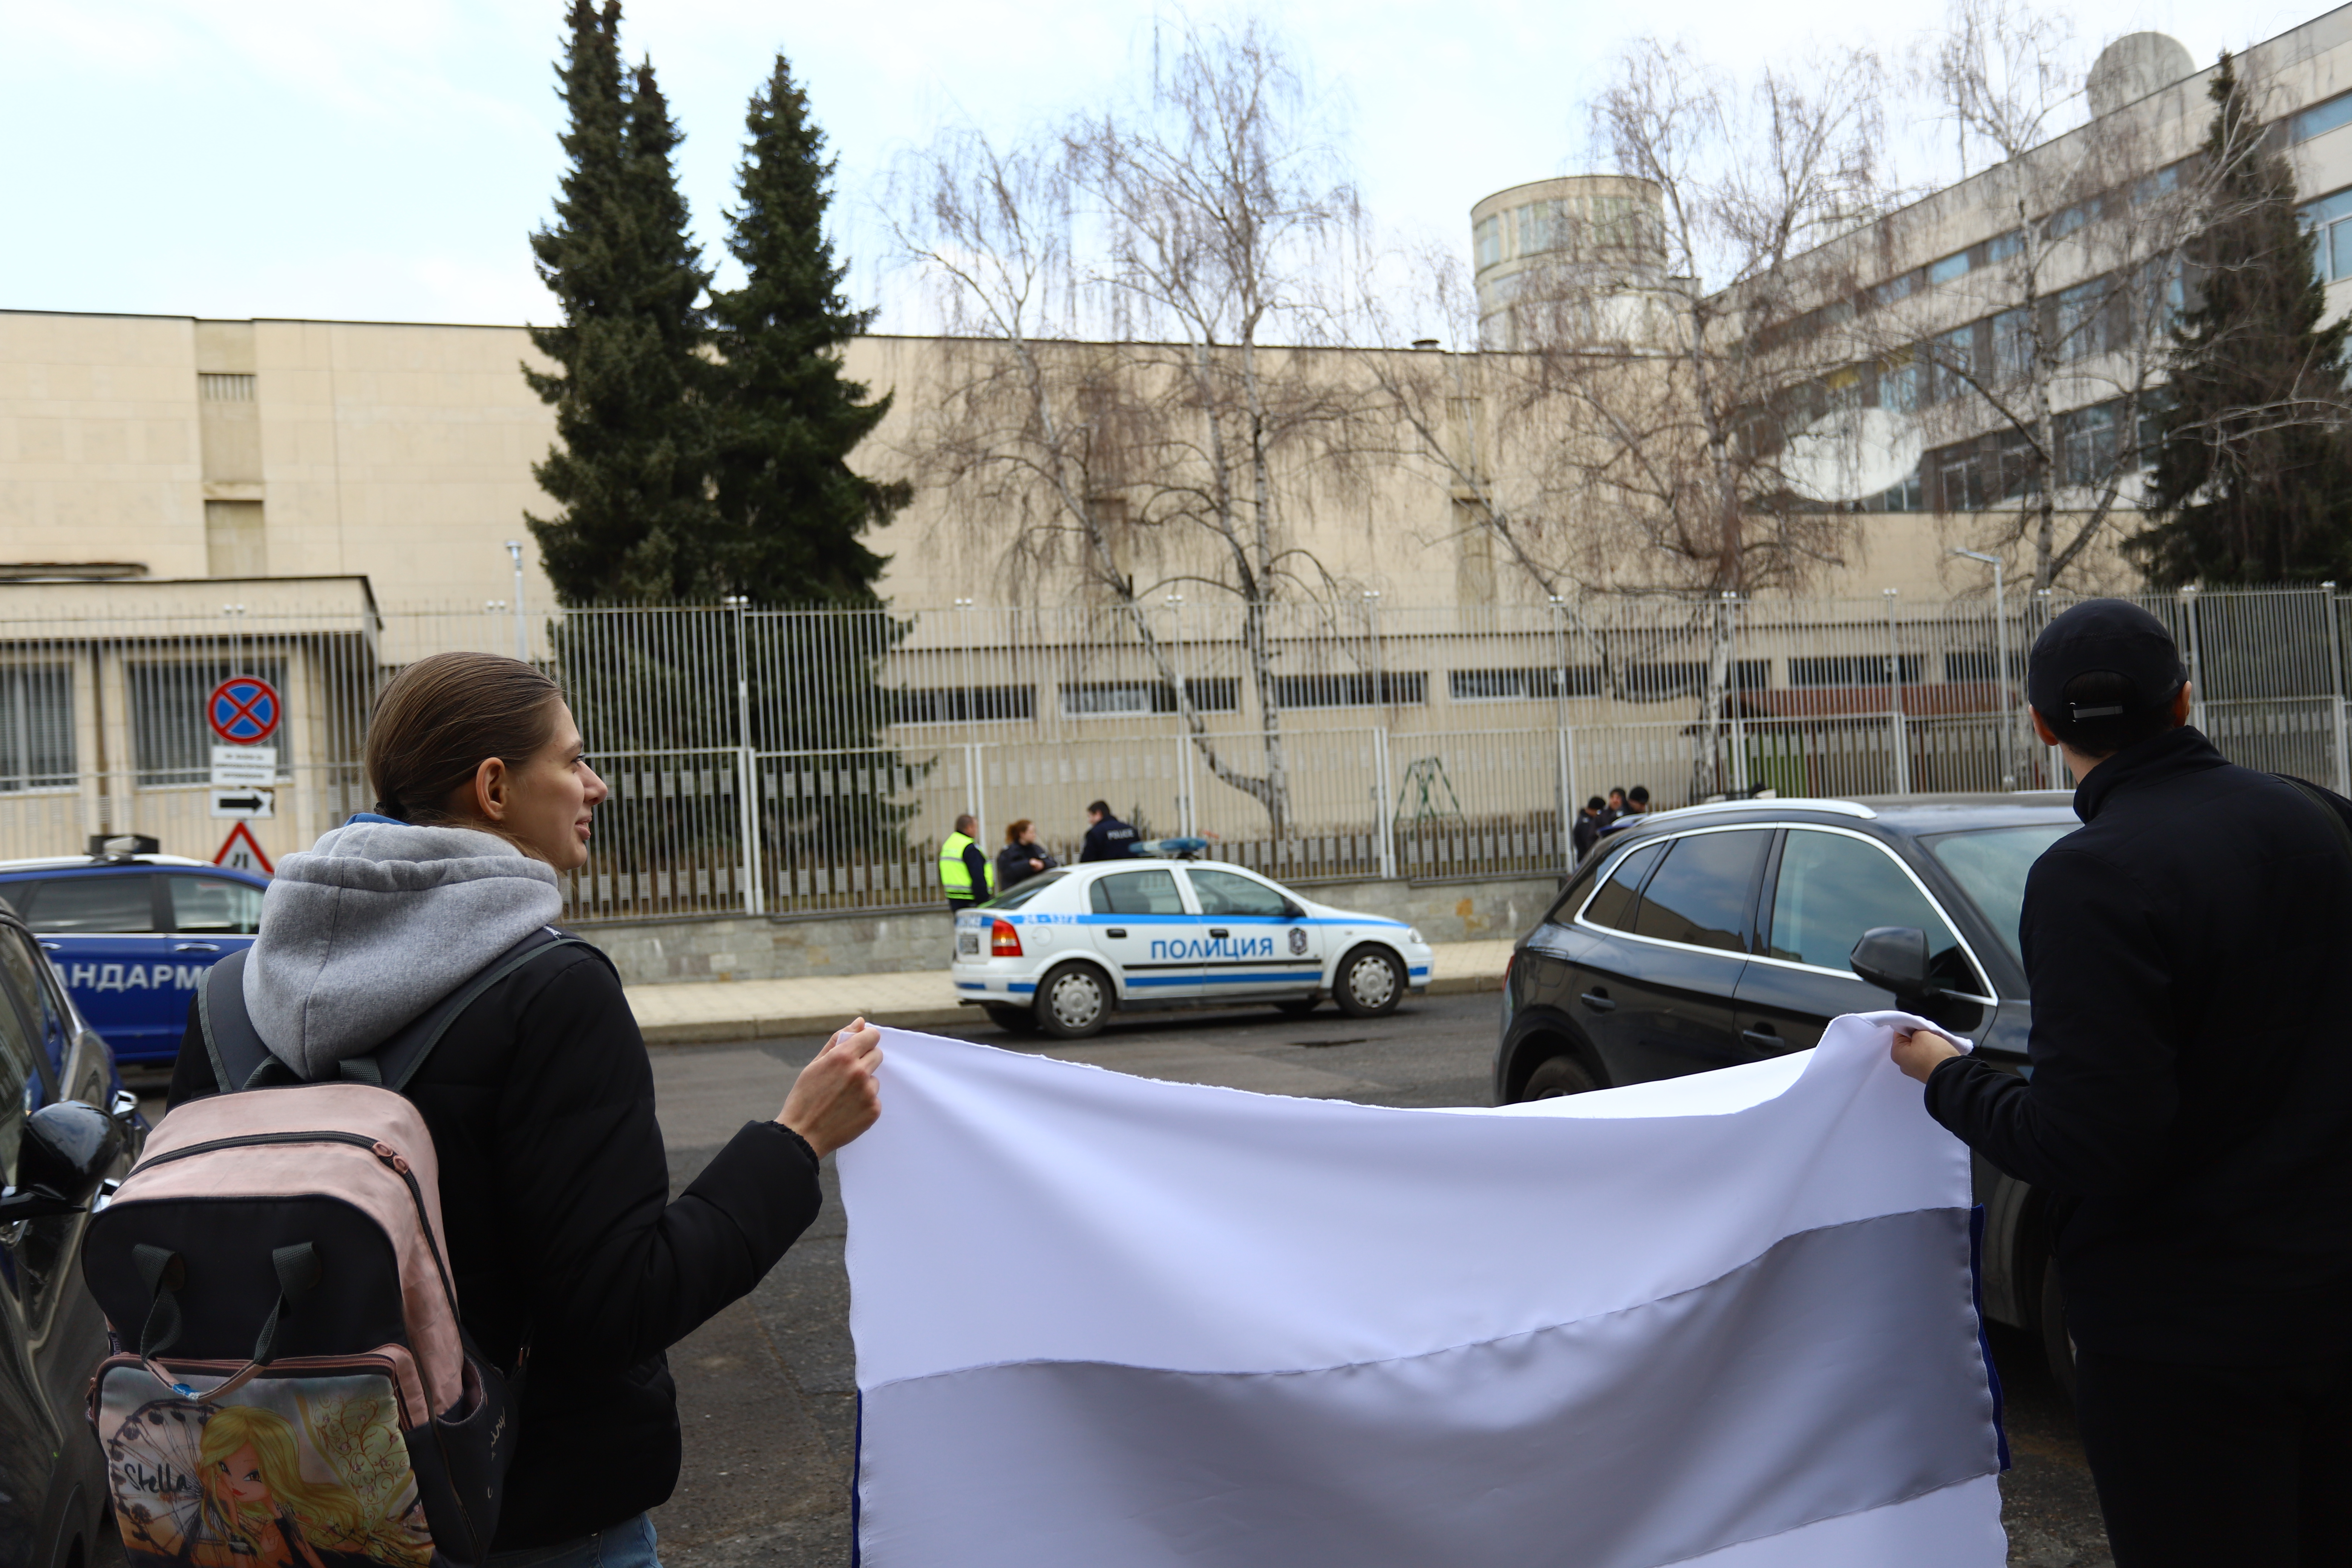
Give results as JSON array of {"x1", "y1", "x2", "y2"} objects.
[{"x1": 485, "y1": 1513, "x2": 660, "y2": 1568}]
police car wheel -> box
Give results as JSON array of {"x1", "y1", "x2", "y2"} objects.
[
  {"x1": 983, "y1": 1003, "x2": 1041, "y2": 1034},
  {"x1": 1037, "y1": 963, "x2": 1112, "y2": 1039},
  {"x1": 1334, "y1": 946, "x2": 1403, "y2": 1018}
]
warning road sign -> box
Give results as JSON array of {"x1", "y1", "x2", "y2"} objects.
[
  {"x1": 207, "y1": 675, "x2": 281, "y2": 745},
  {"x1": 213, "y1": 821, "x2": 274, "y2": 876}
]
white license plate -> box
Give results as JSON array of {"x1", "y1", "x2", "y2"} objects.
[{"x1": 957, "y1": 933, "x2": 980, "y2": 956}]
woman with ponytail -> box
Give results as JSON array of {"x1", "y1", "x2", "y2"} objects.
[{"x1": 169, "y1": 652, "x2": 881, "y2": 1568}]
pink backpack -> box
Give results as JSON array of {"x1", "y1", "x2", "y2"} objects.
[{"x1": 77, "y1": 937, "x2": 577, "y2": 1568}]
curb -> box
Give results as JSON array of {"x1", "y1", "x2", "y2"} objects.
[{"x1": 638, "y1": 971, "x2": 1504, "y2": 1048}]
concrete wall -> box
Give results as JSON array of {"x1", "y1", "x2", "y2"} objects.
[{"x1": 585, "y1": 870, "x2": 1562, "y2": 986}]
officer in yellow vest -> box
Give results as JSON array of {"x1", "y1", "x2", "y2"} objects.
[{"x1": 939, "y1": 813, "x2": 996, "y2": 913}]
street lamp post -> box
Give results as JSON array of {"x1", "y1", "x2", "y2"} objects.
[
  {"x1": 504, "y1": 541, "x2": 527, "y2": 662},
  {"x1": 1950, "y1": 549, "x2": 2010, "y2": 789}
]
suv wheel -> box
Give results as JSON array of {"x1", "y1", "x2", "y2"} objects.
[
  {"x1": 1037, "y1": 963, "x2": 1112, "y2": 1039},
  {"x1": 1522, "y1": 1054, "x2": 1599, "y2": 1099},
  {"x1": 1334, "y1": 946, "x2": 1404, "y2": 1017},
  {"x1": 983, "y1": 1003, "x2": 1040, "y2": 1034}
]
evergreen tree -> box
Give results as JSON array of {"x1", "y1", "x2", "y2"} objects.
[
  {"x1": 709, "y1": 56, "x2": 908, "y2": 605},
  {"x1": 525, "y1": 1, "x2": 720, "y2": 605},
  {"x1": 2134, "y1": 52, "x2": 2352, "y2": 585}
]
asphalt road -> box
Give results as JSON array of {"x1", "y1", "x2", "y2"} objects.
[{"x1": 130, "y1": 991, "x2": 2107, "y2": 1566}]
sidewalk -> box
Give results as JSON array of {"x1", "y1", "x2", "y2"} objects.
[{"x1": 624, "y1": 939, "x2": 1517, "y2": 1046}]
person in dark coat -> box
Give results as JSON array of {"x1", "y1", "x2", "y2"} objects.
[
  {"x1": 1078, "y1": 801, "x2": 1140, "y2": 862},
  {"x1": 168, "y1": 653, "x2": 884, "y2": 1566},
  {"x1": 1891, "y1": 600, "x2": 2352, "y2": 1565},
  {"x1": 995, "y1": 818, "x2": 1058, "y2": 890},
  {"x1": 1570, "y1": 796, "x2": 1609, "y2": 860}
]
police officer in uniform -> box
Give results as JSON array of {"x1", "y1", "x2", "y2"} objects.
[
  {"x1": 939, "y1": 813, "x2": 995, "y2": 912},
  {"x1": 1079, "y1": 801, "x2": 1141, "y2": 862}
]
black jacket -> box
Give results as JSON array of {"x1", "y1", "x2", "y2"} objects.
[
  {"x1": 1923, "y1": 726, "x2": 2352, "y2": 1364},
  {"x1": 1079, "y1": 817, "x2": 1139, "y2": 862},
  {"x1": 996, "y1": 841, "x2": 1057, "y2": 890},
  {"x1": 168, "y1": 943, "x2": 823, "y2": 1547}
]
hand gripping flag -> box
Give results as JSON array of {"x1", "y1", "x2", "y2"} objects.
[{"x1": 839, "y1": 1012, "x2": 2006, "y2": 1567}]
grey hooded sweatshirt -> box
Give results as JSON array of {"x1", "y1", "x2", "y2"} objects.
[{"x1": 243, "y1": 819, "x2": 564, "y2": 1078}]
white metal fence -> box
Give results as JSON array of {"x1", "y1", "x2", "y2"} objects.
[{"x1": 2, "y1": 587, "x2": 2343, "y2": 923}]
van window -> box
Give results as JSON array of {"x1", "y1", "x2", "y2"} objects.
[{"x1": 17, "y1": 875, "x2": 156, "y2": 934}]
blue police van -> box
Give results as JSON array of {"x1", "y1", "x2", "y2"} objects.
[{"x1": 0, "y1": 835, "x2": 268, "y2": 1069}]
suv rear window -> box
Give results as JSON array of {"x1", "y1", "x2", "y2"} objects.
[
  {"x1": 1580, "y1": 841, "x2": 1664, "y2": 931},
  {"x1": 1631, "y1": 831, "x2": 1767, "y2": 953},
  {"x1": 12, "y1": 875, "x2": 156, "y2": 933}
]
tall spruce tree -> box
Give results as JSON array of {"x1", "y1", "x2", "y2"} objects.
[
  {"x1": 709, "y1": 57, "x2": 907, "y2": 605},
  {"x1": 525, "y1": 1, "x2": 720, "y2": 605},
  {"x1": 2134, "y1": 52, "x2": 2352, "y2": 584}
]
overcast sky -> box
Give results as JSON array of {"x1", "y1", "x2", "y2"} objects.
[{"x1": 1, "y1": 0, "x2": 2326, "y2": 332}]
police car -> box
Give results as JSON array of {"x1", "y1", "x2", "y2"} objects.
[
  {"x1": 952, "y1": 853, "x2": 1434, "y2": 1039},
  {"x1": 0, "y1": 836, "x2": 270, "y2": 1069}
]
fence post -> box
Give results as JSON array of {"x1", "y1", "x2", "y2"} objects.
[
  {"x1": 2181, "y1": 584, "x2": 2207, "y2": 735},
  {"x1": 727, "y1": 598, "x2": 763, "y2": 917},
  {"x1": 2328, "y1": 582, "x2": 2349, "y2": 795},
  {"x1": 1724, "y1": 592, "x2": 1749, "y2": 794},
  {"x1": 1551, "y1": 596, "x2": 1571, "y2": 857},
  {"x1": 1884, "y1": 590, "x2": 1910, "y2": 795},
  {"x1": 1559, "y1": 723, "x2": 1576, "y2": 863},
  {"x1": 1373, "y1": 726, "x2": 1396, "y2": 880}
]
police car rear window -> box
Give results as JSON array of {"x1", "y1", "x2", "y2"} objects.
[
  {"x1": 14, "y1": 875, "x2": 156, "y2": 934},
  {"x1": 983, "y1": 871, "x2": 1067, "y2": 910}
]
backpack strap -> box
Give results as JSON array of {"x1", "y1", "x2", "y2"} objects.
[
  {"x1": 2275, "y1": 773, "x2": 2352, "y2": 869},
  {"x1": 202, "y1": 928, "x2": 603, "y2": 1094}
]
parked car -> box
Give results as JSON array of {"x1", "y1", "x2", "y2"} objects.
[
  {"x1": 1494, "y1": 792, "x2": 2080, "y2": 1385},
  {"x1": 0, "y1": 841, "x2": 270, "y2": 1069},
  {"x1": 952, "y1": 857, "x2": 1434, "y2": 1039},
  {"x1": 0, "y1": 891, "x2": 145, "y2": 1568}
]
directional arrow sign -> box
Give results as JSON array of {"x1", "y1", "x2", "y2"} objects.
[{"x1": 210, "y1": 788, "x2": 275, "y2": 820}]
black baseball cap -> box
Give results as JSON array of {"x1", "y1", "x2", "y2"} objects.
[{"x1": 2026, "y1": 599, "x2": 2187, "y2": 721}]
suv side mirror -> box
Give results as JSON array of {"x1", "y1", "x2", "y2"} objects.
[
  {"x1": 0, "y1": 1101, "x2": 124, "y2": 1223},
  {"x1": 1849, "y1": 926, "x2": 1944, "y2": 1004}
]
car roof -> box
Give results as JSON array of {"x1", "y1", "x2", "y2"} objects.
[
  {"x1": 1607, "y1": 792, "x2": 2077, "y2": 838},
  {"x1": 0, "y1": 853, "x2": 243, "y2": 874}
]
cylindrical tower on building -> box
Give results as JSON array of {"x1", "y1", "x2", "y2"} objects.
[{"x1": 1471, "y1": 176, "x2": 1668, "y2": 350}]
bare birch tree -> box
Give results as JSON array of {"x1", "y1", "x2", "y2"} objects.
[{"x1": 891, "y1": 19, "x2": 1374, "y2": 834}]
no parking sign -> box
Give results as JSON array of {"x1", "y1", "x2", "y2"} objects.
[{"x1": 207, "y1": 675, "x2": 281, "y2": 744}]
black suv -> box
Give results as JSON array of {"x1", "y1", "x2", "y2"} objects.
[
  {"x1": 1494, "y1": 793, "x2": 2079, "y2": 1382},
  {"x1": 0, "y1": 896, "x2": 144, "y2": 1568}
]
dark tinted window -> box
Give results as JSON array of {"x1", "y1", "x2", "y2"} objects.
[
  {"x1": 1090, "y1": 869, "x2": 1184, "y2": 916},
  {"x1": 168, "y1": 874, "x2": 265, "y2": 934},
  {"x1": 1188, "y1": 869, "x2": 1289, "y2": 918},
  {"x1": 17, "y1": 874, "x2": 155, "y2": 934},
  {"x1": 1631, "y1": 832, "x2": 1767, "y2": 952},
  {"x1": 1580, "y1": 841, "x2": 1665, "y2": 931},
  {"x1": 1770, "y1": 830, "x2": 1978, "y2": 992}
]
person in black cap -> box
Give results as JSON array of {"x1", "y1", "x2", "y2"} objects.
[{"x1": 1889, "y1": 598, "x2": 2352, "y2": 1565}]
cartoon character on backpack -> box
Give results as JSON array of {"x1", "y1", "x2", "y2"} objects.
[{"x1": 101, "y1": 1387, "x2": 431, "y2": 1568}]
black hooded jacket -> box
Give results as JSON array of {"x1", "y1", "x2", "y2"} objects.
[
  {"x1": 1923, "y1": 725, "x2": 2352, "y2": 1364},
  {"x1": 168, "y1": 944, "x2": 822, "y2": 1547}
]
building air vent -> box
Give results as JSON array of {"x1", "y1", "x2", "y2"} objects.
[{"x1": 199, "y1": 373, "x2": 256, "y2": 401}]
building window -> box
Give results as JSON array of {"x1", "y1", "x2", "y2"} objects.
[
  {"x1": 1928, "y1": 325, "x2": 1977, "y2": 403},
  {"x1": 1474, "y1": 215, "x2": 1502, "y2": 268},
  {"x1": 1621, "y1": 661, "x2": 1768, "y2": 700},
  {"x1": 889, "y1": 686, "x2": 1035, "y2": 726},
  {"x1": 0, "y1": 666, "x2": 75, "y2": 792},
  {"x1": 2300, "y1": 188, "x2": 2352, "y2": 282},
  {"x1": 204, "y1": 500, "x2": 268, "y2": 578},
  {"x1": 2294, "y1": 92, "x2": 2352, "y2": 144},
  {"x1": 1789, "y1": 655, "x2": 1923, "y2": 688},
  {"x1": 2060, "y1": 404, "x2": 2120, "y2": 488},
  {"x1": 1447, "y1": 666, "x2": 1605, "y2": 701},
  {"x1": 1059, "y1": 678, "x2": 1237, "y2": 717},
  {"x1": 1268, "y1": 672, "x2": 1427, "y2": 709},
  {"x1": 128, "y1": 657, "x2": 287, "y2": 787},
  {"x1": 198, "y1": 373, "x2": 255, "y2": 401},
  {"x1": 1991, "y1": 308, "x2": 2032, "y2": 381},
  {"x1": 1927, "y1": 251, "x2": 1970, "y2": 285},
  {"x1": 1944, "y1": 650, "x2": 2024, "y2": 682}
]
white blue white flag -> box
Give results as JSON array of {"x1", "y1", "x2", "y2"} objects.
[{"x1": 839, "y1": 1012, "x2": 2006, "y2": 1566}]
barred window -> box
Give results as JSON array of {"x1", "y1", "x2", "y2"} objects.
[
  {"x1": 890, "y1": 686, "x2": 1034, "y2": 725},
  {"x1": 1788, "y1": 655, "x2": 1923, "y2": 688},
  {"x1": 1268, "y1": 672, "x2": 1427, "y2": 709},
  {"x1": 0, "y1": 666, "x2": 75, "y2": 792},
  {"x1": 1448, "y1": 666, "x2": 1604, "y2": 701},
  {"x1": 1060, "y1": 678, "x2": 1237, "y2": 717}
]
